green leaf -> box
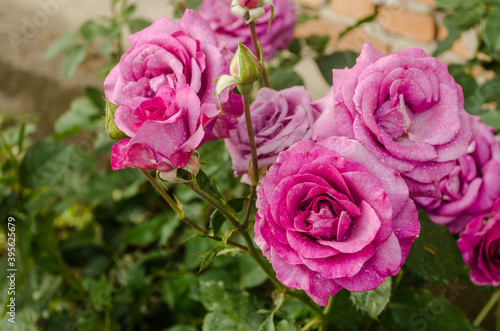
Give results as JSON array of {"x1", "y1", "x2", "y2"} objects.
[
  {"x1": 276, "y1": 319, "x2": 300, "y2": 331},
  {"x1": 339, "y1": 11, "x2": 378, "y2": 40},
  {"x1": 305, "y1": 35, "x2": 330, "y2": 53},
  {"x1": 82, "y1": 276, "x2": 111, "y2": 310},
  {"x1": 484, "y1": 6, "x2": 500, "y2": 55},
  {"x1": 203, "y1": 310, "x2": 246, "y2": 331},
  {"x1": 54, "y1": 96, "x2": 102, "y2": 136},
  {"x1": 444, "y1": 7, "x2": 484, "y2": 30},
  {"x1": 200, "y1": 280, "x2": 265, "y2": 331},
  {"x1": 434, "y1": 0, "x2": 482, "y2": 9},
  {"x1": 386, "y1": 289, "x2": 470, "y2": 331},
  {"x1": 20, "y1": 139, "x2": 77, "y2": 188},
  {"x1": 257, "y1": 312, "x2": 275, "y2": 331},
  {"x1": 350, "y1": 277, "x2": 391, "y2": 319},
  {"x1": 238, "y1": 254, "x2": 268, "y2": 289},
  {"x1": 80, "y1": 20, "x2": 106, "y2": 41},
  {"x1": 124, "y1": 213, "x2": 176, "y2": 246},
  {"x1": 193, "y1": 169, "x2": 234, "y2": 216},
  {"x1": 405, "y1": 211, "x2": 466, "y2": 283},
  {"x1": 199, "y1": 228, "x2": 237, "y2": 273},
  {"x1": 481, "y1": 110, "x2": 500, "y2": 131},
  {"x1": 316, "y1": 51, "x2": 358, "y2": 85},
  {"x1": 327, "y1": 289, "x2": 369, "y2": 330},
  {"x1": 268, "y1": 67, "x2": 304, "y2": 91},
  {"x1": 287, "y1": 38, "x2": 301, "y2": 55},
  {"x1": 44, "y1": 32, "x2": 77, "y2": 60},
  {"x1": 128, "y1": 18, "x2": 152, "y2": 34},
  {"x1": 62, "y1": 44, "x2": 87, "y2": 79},
  {"x1": 210, "y1": 198, "x2": 246, "y2": 236},
  {"x1": 433, "y1": 29, "x2": 461, "y2": 57}
]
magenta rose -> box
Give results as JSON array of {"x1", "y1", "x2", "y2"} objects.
[
  {"x1": 415, "y1": 123, "x2": 500, "y2": 233},
  {"x1": 198, "y1": 0, "x2": 296, "y2": 61},
  {"x1": 104, "y1": 10, "x2": 242, "y2": 139},
  {"x1": 110, "y1": 85, "x2": 219, "y2": 171},
  {"x1": 313, "y1": 44, "x2": 478, "y2": 198},
  {"x1": 254, "y1": 137, "x2": 419, "y2": 306},
  {"x1": 458, "y1": 204, "x2": 500, "y2": 286},
  {"x1": 225, "y1": 87, "x2": 320, "y2": 182}
]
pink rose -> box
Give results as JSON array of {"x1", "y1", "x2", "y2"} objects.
[
  {"x1": 225, "y1": 87, "x2": 320, "y2": 181},
  {"x1": 254, "y1": 137, "x2": 419, "y2": 306},
  {"x1": 458, "y1": 204, "x2": 500, "y2": 286},
  {"x1": 313, "y1": 44, "x2": 478, "y2": 198},
  {"x1": 104, "y1": 10, "x2": 242, "y2": 139},
  {"x1": 111, "y1": 85, "x2": 219, "y2": 171},
  {"x1": 199, "y1": 0, "x2": 296, "y2": 61},
  {"x1": 415, "y1": 123, "x2": 500, "y2": 233}
]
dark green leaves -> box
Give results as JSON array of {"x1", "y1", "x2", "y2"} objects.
[
  {"x1": 385, "y1": 289, "x2": 470, "y2": 331},
  {"x1": 200, "y1": 281, "x2": 265, "y2": 331},
  {"x1": 268, "y1": 67, "x2": 304, "y2": 91},
  {"x1": 405, "y1": 211, "x2": 466, "y2": 283},
  {"x1": 62, "y1": 45, "x2": 88, "y2": 79},
  {"x1": 484, "y1": 6, "x2": 500, "y2": 55},
  {"x1": 351, "y1": 277, "x2": 392, "y2": 319},
  {"x1": 316, "y1": 51, "x2": 358, "y2": 85},
  {"x1": 20, "y1": 140, "x2": 77, "y2": 189}
]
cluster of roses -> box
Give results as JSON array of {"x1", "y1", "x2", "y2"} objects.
[{"x1": 104, "y1": 0, "x2": 500, "y2": 306}]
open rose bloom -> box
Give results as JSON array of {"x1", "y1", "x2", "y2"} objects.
[
  {"x1": 104, "y1": 10, "x2": 242, "y2": 140},
  {"x1": 255, "y1": 137, "x2": 419, "y2": 306},
  {"x1": 225, "y1": 86, "x2": 321, "y2": 181},
  {"x1": 313, "y1": 44, "x2": 478, "y2": 198},
  {"x1": 416, "y1": 123, "x2": 500, "y2": 233},
  {"x1": 199, "y1": 0, "x2": 296, "y2": 61},
  {"x1": 111, "y1": 85, "x2": 219, "y2": 171},
  {"x1": 458, "y1": 204, "x2": 500, "y2": 286}
]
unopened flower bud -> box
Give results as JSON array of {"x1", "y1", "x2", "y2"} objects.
[
  {"x1": 158, "y1": 152, "x2": 201, "y2": 183},
  {"x1": 238, "y1": 0, "x2": 263, "y2": 9},
  {"x1": 230, "y1": 43, "x2": 262, "y2": 85},
  {"x1": 105, "y1": 99, "x2": 128, "y2": 140}
]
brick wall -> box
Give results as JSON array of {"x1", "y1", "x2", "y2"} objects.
[{"x1": 294, "y1": 0, "x2": 476, "y2": 62}]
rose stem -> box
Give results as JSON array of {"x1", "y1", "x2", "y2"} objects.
[
  {"x1": 249, "y1": 21, "x2": 270, "y2": 88},
  {"x1": 140, "y1": 169, "x2": 247, "y2": 251},
  {"x1": 320, "y1": 295, "x2": 335, "y2": 330},
  {"x1": 185, "y1": 180, "x2": 282, "y2": 289},
  {"x1": 473, "y1": 290, "x2": 500, "y2": 327},
  {"x1": 242, "y1": 92, "x2": 260, "y2": 231},
  {"x1": 497, "y1": 297, "x2": 500, "y2": 331}
]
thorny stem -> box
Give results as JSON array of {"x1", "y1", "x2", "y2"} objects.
[
  {"x1": 473, "y1": 289, "x2": 500, "y2": 327},
  {"x1": 249, "y1": 21, "x2": 270, "y2": 88},
  {"x1": 242, "y1": 184, "x2": 256, "y2": 231},
  {"x1": 140, "y1": 169, "x2": 247, "y2": 251},
  {"x1": 242, "y1": 92, "x2": 259, "y2": 231}
]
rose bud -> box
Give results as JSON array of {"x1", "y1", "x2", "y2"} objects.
[
  {"x1": 230, "y1": 43, "x2": 262, "y2": 86},
  {"x1": 105, "y1": 99, "x2": 128, "y2": 140}
]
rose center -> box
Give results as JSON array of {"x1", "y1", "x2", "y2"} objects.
[
  {"x1": 375, "y1": 94, "x2": 412, "y2": 139},
  {"x1": 296, "y1": 196, "x2": 352, "y2": 241}
]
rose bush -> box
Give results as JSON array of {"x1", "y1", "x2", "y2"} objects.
[
  {"x1": 111, "y1": 85, "x2": 219, "y2": 171},
  {"x1": 104, "y1": 9, "x2": 242, "y2": 139},
  {"x1": 254, "y1": 137, "x2": 419, "y2": 306},
  {"x1": 225, "y1": 86, "x2": 320, "y2": 181},
  {"x1": 198, "y1": 0, "x2": 296, "y2": 61},
  {"x1": 415, "y1": 123, "x2": 500, "y2": 233},
  {"x1": 313, "y1": 44, "x2": 478, "y2": 198},
  {"x1": 458, "y1": 204, "x2": 500, "y2": 286}
]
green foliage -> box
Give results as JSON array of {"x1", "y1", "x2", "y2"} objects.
[
  {"x1": 384, "y1": 289, "x2": 470, "y2": 331},
  {"x1": 200, "y1": 280, "x2": 266, "y2": 330},
  {"x1": 316, "y1": 51, "x2": 359, "y2": 85},
  {"x1": 405, "y1": 211, "x2": 466, "y2": 283},
  {"x1": 351, "y1": 277, "x2": 392, "y2": 319}
]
